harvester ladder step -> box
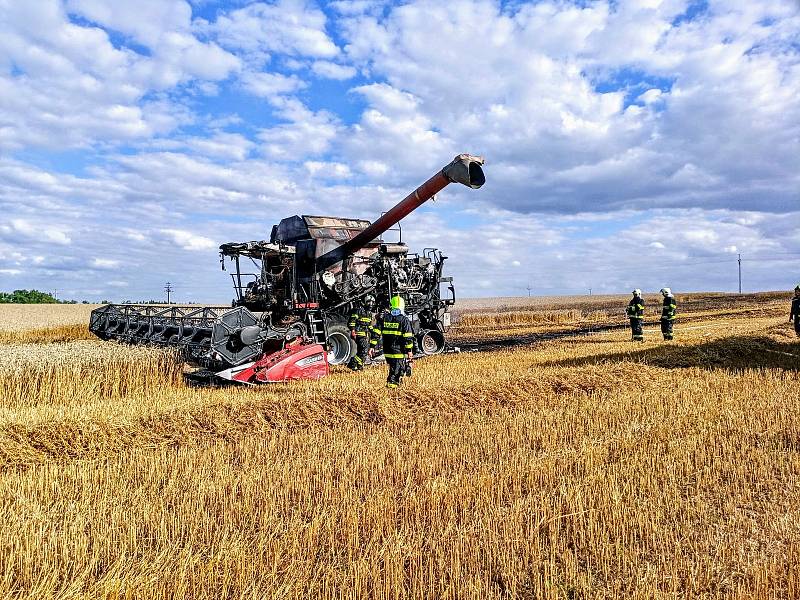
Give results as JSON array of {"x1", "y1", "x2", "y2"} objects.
[{"x1": 307, "y1": 312, "x2": 326, "y2": 342}]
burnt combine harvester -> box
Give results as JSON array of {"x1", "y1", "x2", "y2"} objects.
[{"x1": 89, "y1": 154, "x2": 486, "y2": 383}]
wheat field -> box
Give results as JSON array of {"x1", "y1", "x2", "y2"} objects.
[{"x1": 0, "y1": 296, "x2": 798, "y2": 599}]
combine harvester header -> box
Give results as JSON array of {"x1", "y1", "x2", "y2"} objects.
[{"x1": 89, "y1": 154, "x2": 486, "y2": 383}]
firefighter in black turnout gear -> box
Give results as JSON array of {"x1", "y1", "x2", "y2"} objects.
[
  {"x1": 790, "y1": 285, "x2": 800, "y2": 337},
  {"x1": 660, "y1": 287, "x2": 676, "y2": 341},
  {"x1": 369, "y1": 295, "x2": 414, "y2": 388},
  {"x1": 347, "y1": 294, "x2": 376, "y2": 371},
  {"x1": 627, "y1": 289, "x2": 645, "y2": 341}
]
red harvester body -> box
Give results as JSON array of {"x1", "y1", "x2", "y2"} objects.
[{"x1": 215, "y1": 339, "x2": 329, "y2": 384}]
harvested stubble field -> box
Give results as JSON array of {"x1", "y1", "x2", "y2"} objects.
[{"x1": 0, "y1": 295, "x2": 799, "y2": 599}]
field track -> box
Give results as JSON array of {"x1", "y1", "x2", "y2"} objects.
[{"x1": 457, "y1": 305, "x2": 784, "y2": 353}]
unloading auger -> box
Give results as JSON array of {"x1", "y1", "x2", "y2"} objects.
[{"x1": 89, "y1": 154, "x2": 486, "y2": 383}]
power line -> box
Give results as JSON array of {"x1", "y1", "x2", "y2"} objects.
[
  {"x1": 165, "y1": 282, "x2": 173, "y2": 304},
  {"x1": 742, "y1": 256, "x2": 800, "y2": 261}
]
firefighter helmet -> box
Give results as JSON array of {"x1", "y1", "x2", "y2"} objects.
[
  {"x1": 390, "y1": 295, "x2": 405, "y2": 311},
  {"x1": 632, "y1": 289, "x2": 642, "y2": 296},
  {"x1": 660, "y1": 287, "x2": 672, "y2": 296}
]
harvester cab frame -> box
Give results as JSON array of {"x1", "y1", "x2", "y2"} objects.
[{"x1": 89, "y1": 154, "x2": 485, "y2": 384}]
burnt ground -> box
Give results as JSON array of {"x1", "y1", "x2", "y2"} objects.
[
  {"x1": 450, "y1": 294, "x2": 791, "y2": 353},
  {"x1": 454, "y1": 291, "x2": 792, "y2": 318}
]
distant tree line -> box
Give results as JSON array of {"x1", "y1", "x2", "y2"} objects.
[
  {"x1": 0, "y1": 289, "x2": 59, "y2": 303},
  {"x1": 0, "y1": 289, "x2": 98, "y2": 304},
  {"x1": 0, "y1": 289, "x2": 198, "y2": 305}
]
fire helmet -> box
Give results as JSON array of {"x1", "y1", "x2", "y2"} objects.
[
  {"x1": 390, "y1": 295, "x2": 405, "y2": 312},
  {"x1": 660, "y1": 287, "x2": 672, "y2": 296},
  {"x1": 364, "y1": 294, "x2": 376, "y2": 306},
  {"x1": 632, "y1": 289, "x2": 642, "y2": 296}
]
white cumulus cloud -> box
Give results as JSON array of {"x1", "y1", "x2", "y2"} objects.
[{"x1": 160, "y1": 229, "x2": 216, "y2": 251}]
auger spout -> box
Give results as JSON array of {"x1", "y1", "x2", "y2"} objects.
[{"x1": 315, "y1": 154, "x2": 485, "y2": 272}]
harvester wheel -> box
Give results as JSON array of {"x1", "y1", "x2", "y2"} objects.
[
  {"x1": 325, "y1": 324, "x2": 356, "y2": 365},
  {"x1": 418, "y1": 329, "x2": 445, "y2": 355}
]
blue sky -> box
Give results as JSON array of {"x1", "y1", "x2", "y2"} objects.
[{"x1": 0, "y1": 0, "x2": 798, "y2": 302}]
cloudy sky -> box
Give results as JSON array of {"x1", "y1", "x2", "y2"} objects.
[{"x1": 0, "y1": 0, "x2": 798, "y2": 302}]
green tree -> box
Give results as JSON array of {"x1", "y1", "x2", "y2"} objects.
[{"x1": 0, "y1": 289, "x2": 59, "y2": 304}]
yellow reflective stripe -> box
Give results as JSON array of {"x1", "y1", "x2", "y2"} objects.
[
  {"x1": 402, "y1": 332, "x2": 413, "y2": 337},
  {"x1": 370, "y1": 340, "x2": 378, "y2": 346},
  {"x1": 359, "y1": 317, "x2": 371, "y2": 322},
  {"x1": 383, "y1": 322, "x2": 399, "y2": 329},
  {"x1": 404, "y1": 344, "x2": 413, "y2": 349},
  {"x1": 356, "y1": 332, "x2": 368, "y2": 336},
  {"x1": 384, "y1": 353, "x2": 405, "y2": 359},
  {"x1": 382, "y1": 330, "x2": 404, "y2": 336}
]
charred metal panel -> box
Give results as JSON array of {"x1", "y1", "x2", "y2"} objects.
[
  {"x1": 272, "y1": 215, "x2": 372, "y2": 246},
  {"x1": 304, "y1": 216, "x2": 370, "y2": 231},
  {"x1": 294, "y1": 239, "x2": 317, "y2": 280},
  {"x1": 220, "y1": 241, "x2": 293, "y2": 258},
  {"x1": 272, "y1": 215, "x2": 310, "y2": 244}
]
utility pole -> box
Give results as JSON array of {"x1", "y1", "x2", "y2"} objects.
[
  {"x1": 737, "y1": 254, "x2": 742, "y2": 294},
  {"x1": 165, "y1": 282, "x2": 173, "y2": 304},
  {"x1": 589, "y1": 288, "x2": 592, "y2": 296},
  {"x1": 526, "y1": 284, "x2": 532, "y2": 297}
]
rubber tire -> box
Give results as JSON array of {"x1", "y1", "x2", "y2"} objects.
[
  {"x1": 417, "y1": 329, "x2": 445, "y2": 355},
  {"x1": 326, "y1": 323, "x2": 356, "y2": 365}
]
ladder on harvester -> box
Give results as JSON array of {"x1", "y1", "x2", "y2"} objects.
[{"x1": 306, "y1": 310, "x2": 327, "y2": 344}]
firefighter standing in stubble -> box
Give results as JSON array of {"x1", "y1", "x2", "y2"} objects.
[
  {"x1": 790, "y1": 285, "x2": 800, "y2": 337},
  {"x1": 660, "y1": 287, "x2": 676, "y2": 341},
  {"x1": 627, "y1": 289, "x2": 645, "y2": 341},
  {"x1": 369, "y1": 295, "x2": 414, "y2": 388},
  {"x1": 347, "y1": 294, "x2": 376, "y2": 371}
]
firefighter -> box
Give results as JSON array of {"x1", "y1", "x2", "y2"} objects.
[
  {"x1": 660, "y1": 287, "x2": 676, "y2": 341},
  {"x1": 790, "y1": 285, "x2": 800, "y2": 337},
  {"x1": 626, "y1": 289, "x2": 645, "y2": 341},
  {"x1": 347, "y1": 294, "x2": 376, "y2": 371},
  {"x1": 369, "y1": 295, "x2": 414, "y2": 388}
]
